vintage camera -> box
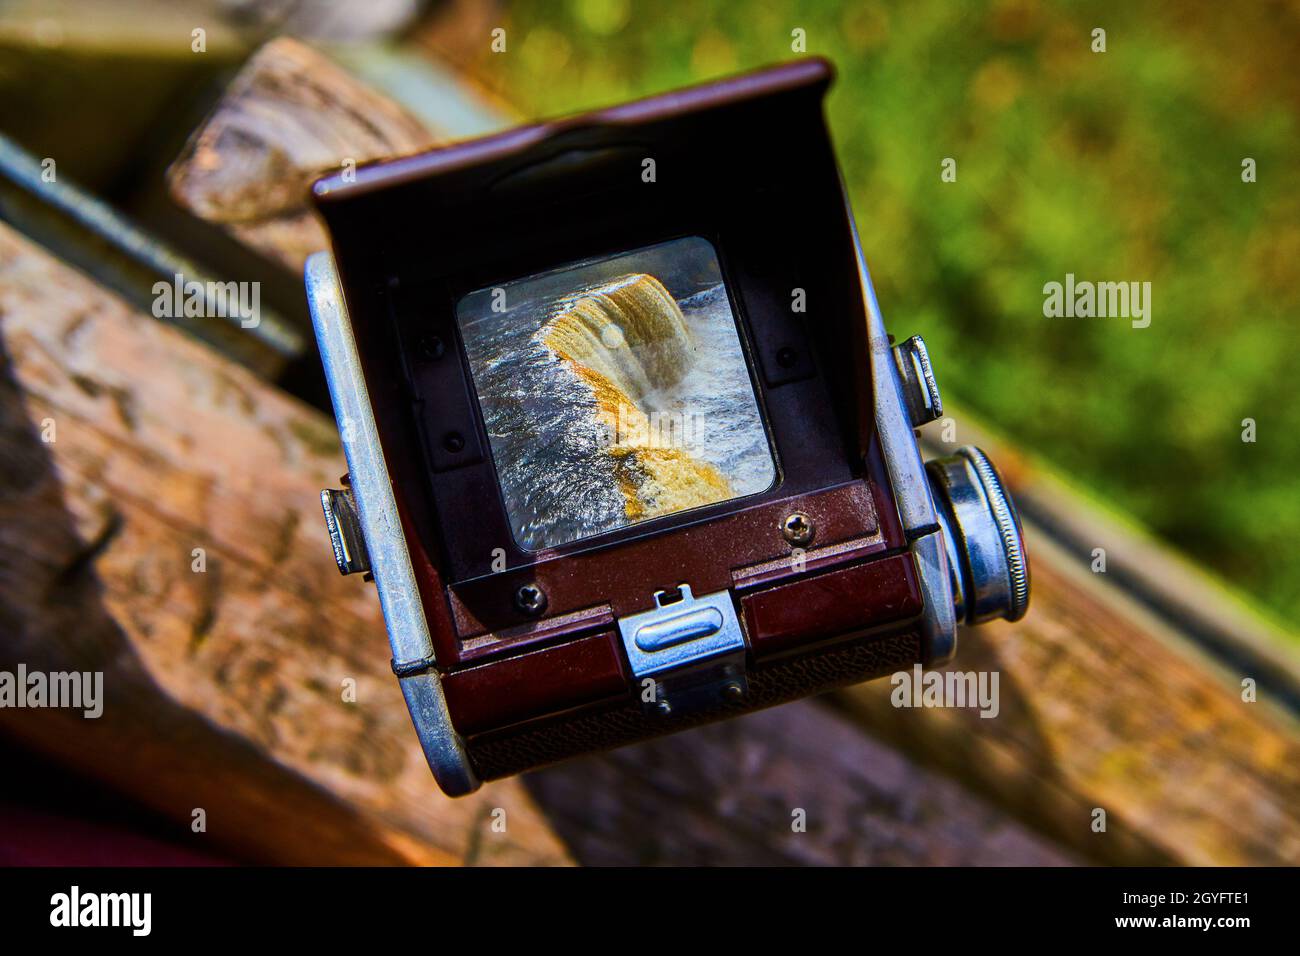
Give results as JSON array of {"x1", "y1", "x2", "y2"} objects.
[{"x1": 305, "y1": 59, "x2": 1029, "y2": 796}]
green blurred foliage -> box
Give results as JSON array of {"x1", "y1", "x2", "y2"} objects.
[{"x1": 494, "y1": 0, "x2": 1300, "y2": 627}]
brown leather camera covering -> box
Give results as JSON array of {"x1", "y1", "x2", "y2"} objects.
[{"x1": 467, "y1": 629, "x2": 922, "y2": 782}]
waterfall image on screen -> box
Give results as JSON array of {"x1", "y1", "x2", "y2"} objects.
[{"x1": 456, "y1": 236, "x2": 777, "y2": 551}]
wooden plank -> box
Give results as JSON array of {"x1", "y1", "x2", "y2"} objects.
[
  {"x1": 166, "y1": 37, "x2": 439, "y2": 275},
  {"x1": 922, "y1": 417, "x2": 1300, "y2": 706},
  {"x1": 0, "y1": 0, "x2": 246, "y2": 193},
  {"x1": 0, "y1": 132, "x2": 302, "y2": 378},
  {"x1": 528, "y1": 699, "x2": 1076, "y2": 865},
  {"x1": 0, "y1": 222, "x2": 571, "y2": 867},
  {"x1": 828, "y1": 415, "x2": 1300, "y2": 866}
]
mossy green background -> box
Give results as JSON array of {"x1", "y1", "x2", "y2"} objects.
[{"x1": 490, "y1": 0, "x2": 1300, "y2": 632}]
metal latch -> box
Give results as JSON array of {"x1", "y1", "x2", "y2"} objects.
[
  {"x1": 320, "y1": 485, "x2": 371, "y2": 575},
  {"x1": 617, "y1": 584, "x2": 748, "y2": 715}
]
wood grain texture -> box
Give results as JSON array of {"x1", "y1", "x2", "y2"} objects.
[
  {"x1": 0, "y1": 222, "x2": 569, "y2": 866},
  {"x1": 527, "y1": 700, "x2": 1076, "y2": 866},
  {"x1": 167, "y1": 37, "x2": 439, "y2": 274},
  {"x1": 832, "y1": 491, "x2": 1300, "y2": 866}
]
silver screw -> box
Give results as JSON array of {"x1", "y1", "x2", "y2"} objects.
[
  {"x1": 515, "y1": 583, "x2": 547, "y2": 616},
  {"x1": 781, "y1": 511, "x2": 814, "y2": 546}
]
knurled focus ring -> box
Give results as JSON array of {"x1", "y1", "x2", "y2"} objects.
[{"x1": 959, "y1": 446, "x2": 1030, "y2": 621}]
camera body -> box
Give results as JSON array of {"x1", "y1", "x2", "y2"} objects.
[{"x1": 306, "y1": 59, "x2": 1028, "y2": 796}]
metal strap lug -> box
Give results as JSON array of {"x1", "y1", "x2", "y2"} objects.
[
  {"x1": 892, "y1": 334, "x2": 944, "y2": 428},
  {"x1": 320, "y1": 485, "x2": 371, "y2": 575}
]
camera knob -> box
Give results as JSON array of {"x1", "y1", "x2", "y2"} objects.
[{"x1": 925, "y1": 446, "x2": 1030, "y2": 625}]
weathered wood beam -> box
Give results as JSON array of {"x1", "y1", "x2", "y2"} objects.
[
  {"x1": 0, "y1": 222, "x2": 570, "y2": 866},
  {"x1": 832, "y1": 418, "x2": 1300, "y2": 866},
  {"x1": 527, "y1": 696, "x2": 1076, "y2": 865},
  {"x1": 167, "y1": 38, "x2": 439, "y2": 275}
]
